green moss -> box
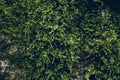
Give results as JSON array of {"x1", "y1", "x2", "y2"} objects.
[{"x1": 0, "y1": 0, "x2": 120, "y2": 80}]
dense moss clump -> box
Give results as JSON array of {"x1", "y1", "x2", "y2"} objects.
[{"x1": 0, "y1": 0, "x2": 120, "y2": 80}]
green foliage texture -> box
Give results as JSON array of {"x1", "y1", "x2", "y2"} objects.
[{"x1": 0, "y1": 0, "x2": 120, "y2": 80}]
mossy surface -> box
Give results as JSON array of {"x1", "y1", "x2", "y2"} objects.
[{"x1": 0, "y1": 0, "x2": 120, "y2": 80}]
